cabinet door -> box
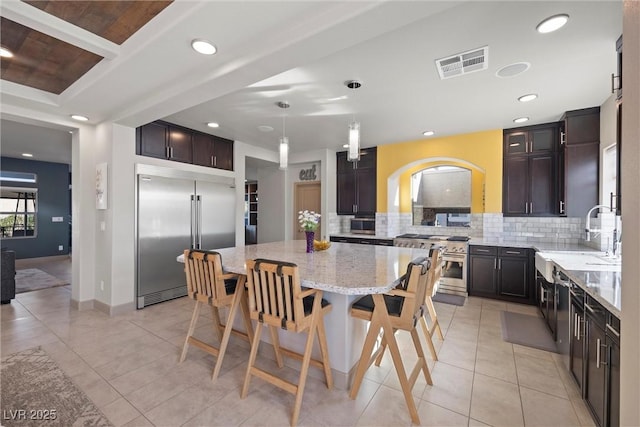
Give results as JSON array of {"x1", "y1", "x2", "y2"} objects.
[
  {"x1": 529, "y1": 154, "x2": 555, "y2": 215},
  {"x1": 607, "y1": 336, "x2": 620, "y2": 427},
  {"x1": 213, "y1": 136, "x2": 234, "y2": 171},
  {"x1": 505, "y1": 131, "x2": 528, "y2": 155},
  {"x1": 585, "y1": 317, "x2": 607, "y2": 427},
  {"x1": 355, "y1": 168, "x2": 377, "y2": 215},
  {"x1": 137, "y1": 122, "x2": 168, "y2": 159},
  {"x1": 192, "y1": 133, "x2": 214, "y2": 167},
  {"x1": 337, "y1": 172, "x2": 356, "y2": 215},
  {"x1": 564, "y1": 142, "x2": 599, "y2": 217},
  {"x1": 498, "y1": 256, "x2": 528, "y2": 298},
  {"x1": 469, "y1": 255, "x2": 497, "y2": 297},
  {"x1": 565, "y1": 111, "x2": 600, "y2": 145},
  {"x1": 570, "y1": 303, "x2": 585, "y2": 392},
  {"x1": 504, "y1": 156, "x2": 529, "y2": 215},
  {"x1": 530, "y1": 127, "x2": 556, "y2": 153},
  {"x1": 168, "y1": 126, "x2": 193, "y2": 163}
]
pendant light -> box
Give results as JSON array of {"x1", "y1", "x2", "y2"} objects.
[
  {"x1": 277, "y1": 101, "x2": 290, "y2": 169},
  {"x1": 346, "y1": 80, "x2": 362, "y2": 162}
]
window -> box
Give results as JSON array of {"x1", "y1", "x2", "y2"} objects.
[{"x1": 0, "y1": 187, "x2": 38, "y2": 238}]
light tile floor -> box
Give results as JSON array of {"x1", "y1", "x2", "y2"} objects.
[{"x1": 1, "y1": 285, "x2": 597, "y2": 427}]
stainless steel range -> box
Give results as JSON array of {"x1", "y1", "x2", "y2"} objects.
[{"x1": 393, "y1": 234, "x2": 469, "y2": 297}]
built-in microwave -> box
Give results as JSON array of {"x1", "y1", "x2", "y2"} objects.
[{"x1": 350, "y1": 217, "x2": 375, "y2": 235}]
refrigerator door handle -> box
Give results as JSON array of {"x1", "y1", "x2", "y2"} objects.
[
  {"x1": 197, "y1": 195, "x2": 202, "y2": 249},
  {"x1": 190, "y1": 195, "x2": 196, "y2": 249}
]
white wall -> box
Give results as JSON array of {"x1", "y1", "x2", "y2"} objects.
[
  {"x1": 600, "y1": 94, "x2": 618, "y2": 204},
  {"x1": 257, "y1": 166, "x2": 287, "y2": 243},
  {"x1": 620, "y1": 1, "x2": 639, "y2": 424}
]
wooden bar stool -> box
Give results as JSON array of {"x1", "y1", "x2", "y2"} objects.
[
  {"x1": 350, "y1": 257, "x2": 433, "y2": 425},
  {"x1": 180, "y1": 249, "x2": 253, "y2": 381},
  {"x1": 241, "y1": 258, "x2": 333, "y2": 427},
  {"x1": 374, "y1": 247, "x2": 442, "y2": 364},
  {"x1": 423, "y1": 246, "x2": 445, "y2": 343}
]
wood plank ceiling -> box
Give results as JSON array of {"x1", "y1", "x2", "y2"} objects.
[{"x1": 0, "y1": 1, "x2": 172, "y2": 95}]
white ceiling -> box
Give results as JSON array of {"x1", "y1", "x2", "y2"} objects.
[{"x1": 0, "y1": 1, "x2": 623, "y2": 163}]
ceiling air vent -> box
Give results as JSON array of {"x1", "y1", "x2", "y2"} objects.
[{"x1": 435, "y1": 46, "x2": 488, "y2": 79}]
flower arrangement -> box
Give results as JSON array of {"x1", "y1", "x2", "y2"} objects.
[{"x1": 298, "y1": 210, "x2": 321, "y2": 231}]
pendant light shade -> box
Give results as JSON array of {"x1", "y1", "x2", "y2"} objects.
[
  {"x1": 277, "y1": 101, "x2": 290, "y2": 169},
  {"x1": 279, "y1": 136, "x2": 289, "y2": 170},
  {"x1": 345, "y1": 80, "x2": 362, "y2": 162},
  {"x1": 348, "y1": 121, "x2": 360, "y2": 161}
]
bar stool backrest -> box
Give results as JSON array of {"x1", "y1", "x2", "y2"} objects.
[
  {"x1": 183, "y1": 249, "x2": 231, "y2": 305},
  {"x1": 245, "y1": 258, "x2": 309, "y2": 333}
]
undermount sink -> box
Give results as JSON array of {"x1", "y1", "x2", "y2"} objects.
[{"x1": 536, "y1": 251, "x2": 621, "y2": 282}]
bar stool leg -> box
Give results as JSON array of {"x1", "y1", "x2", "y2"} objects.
[
  {"x1": 241, "y1": 322, "x2": 263, "y2": 399},
  {"x1": 419, "y1": 317, "x2": 438, "y2": 361},
  {"x1": 374, "y1": 294, "x2": 420, "y2": 425},
  {"x1": 350, "y1": 319, "x2": 382, "y2": 399},
  {"x1": 212, "y1": 281, "x2": 245, "y2": 381},
  {"x1": 316, "y1": 311, "x2": 334, "y2": 388},
  {"x1": 180, "y1": 301, "x2": 201, "y2": 363}
]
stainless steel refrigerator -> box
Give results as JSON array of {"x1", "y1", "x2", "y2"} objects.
[{"x1": 136, "y1": 173, "x2": 235, "y2": 308}]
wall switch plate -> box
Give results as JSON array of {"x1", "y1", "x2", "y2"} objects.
[
  {"x1": 58, "y1": 245, "x2": 63, "y2": 251},
  {"x1": 52, "y1": 216, "x2": 64, "y2": 222}
]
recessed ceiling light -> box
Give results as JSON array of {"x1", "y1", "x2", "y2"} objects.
[
  {"x1": 21, "y1": 153, "x2": 33, "y2": 158},
  {"x1": 71, "y1": 115, "x2": 89, "y2": 121},
  {"x1": 513, "y1": 117, "x2": 529, "y2": 123},
  {"x1": 342, "y1": 144, "x2": 349, "y2": 148},
  {"x1": 536, "y1": 14, "x2": 569, "y2": 34},
  {"x1": 258, "y1": 125, "x2": 274, "y2": 132},
  {"x1": 191, "y1": 39, "x2": 217, "y2": 55},
  {"x1": 422, "y1": 130, "x2": 435, "y2": 136},
  {"x1": 496, "y1": 62, "x2": 531, "y2": 78},
  {"x1": 518, "y1": 94, "x2": 538, "y2": 102},
  {"x1": 0, "y1": 46, "x2": 13, "y2": 58},
  {"x1": 207, "y1": 122, "x2": 219, "y2": 128}
]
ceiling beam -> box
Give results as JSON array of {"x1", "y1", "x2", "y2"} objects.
[{"x1": 0, "y1": 1, "x2": 120, "y2": 59}]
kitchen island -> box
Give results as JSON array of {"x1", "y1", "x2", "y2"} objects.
[{"x1": 178, "y1": 240, "x2": 429, "y2": 389}]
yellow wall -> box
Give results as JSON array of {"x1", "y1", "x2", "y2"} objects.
[{"x1": 377, "y1": 129, "x2": 503, "y2": 213}]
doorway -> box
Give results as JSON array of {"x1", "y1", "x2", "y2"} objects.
[{"x1": 294, "y1": 182, "x2": 321, "y2": 240}]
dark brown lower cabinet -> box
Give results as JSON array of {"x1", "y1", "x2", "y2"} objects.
[
  {"x1": 584, "y1": 297, "x2": 620, "y2": 427},
  {"x1": 468, "y1": 246, "x2": 534, "y2": 304}
]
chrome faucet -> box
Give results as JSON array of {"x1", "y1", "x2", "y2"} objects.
[{"x1": 584, "y1": 204, "x2": 613, "y2": 242}]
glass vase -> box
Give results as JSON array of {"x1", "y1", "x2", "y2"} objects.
[{"x1": 305, "y1": 231, "x2": 315, "y2": 253}]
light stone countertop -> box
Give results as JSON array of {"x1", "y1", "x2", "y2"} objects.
[{"x1": 177, "y1": 240, "x2": 429, "y2": 295}]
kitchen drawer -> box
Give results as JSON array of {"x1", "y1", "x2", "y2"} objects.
[
  {"x1": 469, "y1": 246, "x2": 497, "y2": 256},
  {"x1": 499, "y1": 247, "x2": 528, "y2": 258}
]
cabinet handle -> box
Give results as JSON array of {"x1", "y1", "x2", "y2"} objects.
[
  {"x1": 505, "y1": 250, "x2": 520, "y2": 255},
  {"x1": 611, "y1": 73, "x2": 621, "y2": 93},
  {"x1": 476, "y1": 249, "x2": 490, "y2": 253},
  {"x1": 529, "y1": 202, "x2": 533, "y2": 214},
  {"x1": 540, "y1": 285, "x2": 546, "y2": 303},
  {"x1": 170, "y1": 147, "x2": 174, "y2": 158},
  {"x1": 498, "y1": 259, "x2": 501, "y2": 269},
  {"x1": 214, "y1": 156, "x2": 217, "y2": 167},
  {"x1": 596, "y1": 338, "x2": 601, "y2": 368},
  {"x1": 559, "y1": 201, "x2": 565, "y2": 214},
  {"x1": 574, "y1": 313, "x2": 578, "y2": 338},
  {"x1": 578, "y1": 314, "x2": 582, "y2": 340},
  {"x1": 494, "y1": 258, "x2": 497, "y2": 269},
  {"x1": 606, "y1": 323, "x2": 620, "y2": 338},
  {"x1": 560, "y1": 131, "x2": 566, "y2": 145},
  {"x1": 211, "y1": 155, "x2": 214, "y2": 166},
  {"x1": 165, "y1": 146, "x2": 170, "y2": 158}
]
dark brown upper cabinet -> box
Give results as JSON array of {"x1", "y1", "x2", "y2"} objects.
[
  {"x1": 559, "y1": 107, "x2": 600, "y2": 217},
  {"x1": 336, "y1": 147, "x2": 377, "y2": 215},
  {"x1": 192, "y1": 133, "x2": 234, "y2": 171},
  {"x1": 503, "y1": 123, "x2": 559, "y2": 216},
  {"x1": 137, "y1": 121, "x2": 233, "y2": 171}
]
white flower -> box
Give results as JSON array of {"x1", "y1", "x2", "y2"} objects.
[{"x1": 298, "y1": 209, "x2": 321, "y2": 231}]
